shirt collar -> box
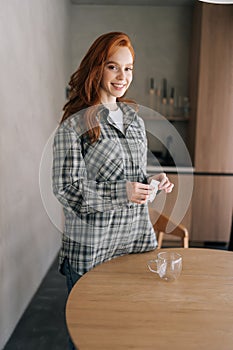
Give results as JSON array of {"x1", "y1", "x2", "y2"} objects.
[{"x1": 97, "y1": 102, "x2": 137, "y2": 127}]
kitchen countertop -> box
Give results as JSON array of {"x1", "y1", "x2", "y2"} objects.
[{"x1": 147, "y1": 165, "x2": 194, "y2": 174}]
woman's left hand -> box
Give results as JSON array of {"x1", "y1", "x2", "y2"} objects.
[{"x1": 149, "y1": 173, "x2": 174, "y2": 193}]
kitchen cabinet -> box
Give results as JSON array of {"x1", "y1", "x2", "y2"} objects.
[
  {"x1": 191, "y1": 176, "x2": 233, "y2": 242},
  {"x1": 188, "y1": 2, "x2": 233, "y2": 242}
]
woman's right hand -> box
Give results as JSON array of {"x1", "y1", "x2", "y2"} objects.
[{"x1": 126, "y1": 182, "x2": 152, "y2": 204}]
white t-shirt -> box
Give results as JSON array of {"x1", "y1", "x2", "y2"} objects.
[{"x1": 109, "y1": 108, "x2": 124, "y2": 133}]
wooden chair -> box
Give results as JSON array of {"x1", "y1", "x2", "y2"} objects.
[{"x1": 149, "y1": 209, "x2": 189, "y2": 249}]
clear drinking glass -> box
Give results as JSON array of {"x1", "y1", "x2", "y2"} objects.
[{"x1": 148, "y1": 251, "x2": 182, "y2": 282}]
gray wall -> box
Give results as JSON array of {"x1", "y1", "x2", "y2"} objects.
[
  {"x1": 0, "y1": 1, "x2": 71, "y2": 348},
  {"x1": 70, "y1": 5, "x2": 193, "y2": 165},
  {"x1": 71, "y1": 5, "x2": 192, "y2": 106}
]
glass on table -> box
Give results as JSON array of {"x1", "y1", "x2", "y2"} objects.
[{"x1": 148, "y1": 251, "x2": 182, "y2": 282}]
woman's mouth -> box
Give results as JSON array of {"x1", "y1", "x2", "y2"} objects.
[{"x1": 111, "y1": 83, "x2": 126, "y2": 90}]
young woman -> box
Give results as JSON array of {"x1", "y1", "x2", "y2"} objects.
[{"x1": 53, "y1": 32, "x2": 174, "y2": 293}]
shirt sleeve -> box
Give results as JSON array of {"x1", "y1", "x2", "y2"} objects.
[
  {"x1": 52, "y1": 125, "x2": 129, "y2": 214},
  {"x1": 138, "y1": 117, "x2": 150, "y2": 183}
]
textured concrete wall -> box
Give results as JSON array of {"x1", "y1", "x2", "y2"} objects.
[{"x1": 0, "y1": 1, "x2": 71, "y2": 348}]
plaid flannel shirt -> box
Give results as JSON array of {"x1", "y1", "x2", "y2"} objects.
[{"x1": 52, "y1": 103, "x2": 157, "y2": 275}]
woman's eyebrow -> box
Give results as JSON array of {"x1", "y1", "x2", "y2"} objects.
[{"x1": 106, "y1": 60, "x2": 133, "y2": 66}]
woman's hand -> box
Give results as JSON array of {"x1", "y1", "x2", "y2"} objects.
[
  {"x1": 149, "y1": 173, "x2": 174, "y2": 193},
  {"x1": 126, "y1": 182, "x2": 152, "y2": 204},
  {"x1": 126, "y1": 173, "x2": 174, "y2": 204}
]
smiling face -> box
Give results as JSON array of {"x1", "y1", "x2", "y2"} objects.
[{"x1": 100, "y1": 46, "x2": 134, "y2": 105}]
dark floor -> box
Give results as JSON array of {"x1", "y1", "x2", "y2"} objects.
[
  {"x1": 4, "y1": 257, "x2": 69, "y2": 350},
  {"x1": 4, "y1": 242, "x2": 230, "y2": 350}
]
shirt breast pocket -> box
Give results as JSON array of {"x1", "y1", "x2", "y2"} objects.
[
  {"x1": 137, "y1": 137, "x2": 147, "y2": 160},
  {"x1": 84, "y1": 139, "x2": 124, "y2": 182},
  {"x1": 128, "y1": 133, "x2": 147, "y2": 166}
]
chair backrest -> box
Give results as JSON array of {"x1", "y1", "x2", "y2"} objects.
[{"x1": 149, "y1": 209, "x2": 189, "y2": 249}]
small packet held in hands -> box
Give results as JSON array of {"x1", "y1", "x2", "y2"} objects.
[{"x1": 148, "y1": 179, "x2": 160, "y2": 202}]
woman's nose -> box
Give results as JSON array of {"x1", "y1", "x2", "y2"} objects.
[{"x1": 116, "y1": 69, "x2": 125, "y2": 80}]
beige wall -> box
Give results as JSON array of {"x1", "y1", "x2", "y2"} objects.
[{"x1": 0, "y1": 0, "x2": 71, "y2": 348}]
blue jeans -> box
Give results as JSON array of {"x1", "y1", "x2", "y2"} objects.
[
  {"x1": 61, "y1": 257, "x2": 82, "y2": 294},
  {"x1": 61, "y1": 258, "x2": 82, "y2": 350}
]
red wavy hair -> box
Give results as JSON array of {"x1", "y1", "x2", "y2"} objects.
[{"x1": 60, "y1": 32, "x2": 136, "y2": 143}]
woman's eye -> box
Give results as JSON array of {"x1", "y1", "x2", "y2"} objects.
[
  {"x1": 108, "y1": 65, "x2": 118, "y2": 70},
  {"x1": 106, "y1": 65, "x2": 133, "y2": 72}
]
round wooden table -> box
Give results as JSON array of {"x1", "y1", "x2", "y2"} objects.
[{"x1": 66, "y1": 248, "x2": 233, "y2": 350}]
